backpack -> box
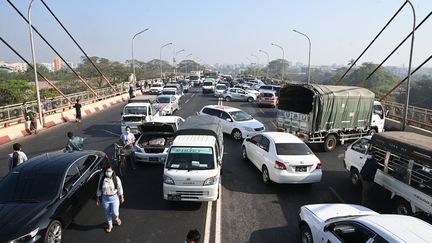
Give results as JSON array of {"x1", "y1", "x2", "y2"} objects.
[
  {"x1": 12, "y1": 151, "x2": 19, "y2": 168},
  {"x1": 98, "y1": 174, "x2": 118, "y2": 191}
]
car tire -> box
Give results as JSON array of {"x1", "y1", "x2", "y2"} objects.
[
  {"x1": 300, "y1": 224, "x2": 313, "y2": 243},
  {"x1": 395, "y1": 198, "x2": 413, "y2": 215},
  {"x1": 350, "y1": 168, "x2": 361, "y2": 187},
  {"x1": 368, "y1": 128, "x2": 377, "y2": 136},
  {"x1": 323, "y1": 134, "x2": 337, "y2": 152},
  {"x1": 225, "y1": 96, "x2": 231, "y2": 102},
  {"x1": 247, "y1": 97, "x2": 254, "y2": 103},
  {"x1": 232, "y1": 129, "x2": 242, "y2": 140},
  {"x1": 241, "y1": 146, "x2": 249, "y2": 162},
  {"x1": 44, "y1": 220, "x2": 62, "y2": 243},
  {"x1": 262, "y1": 166, "x2": 271, "y2": 185}
]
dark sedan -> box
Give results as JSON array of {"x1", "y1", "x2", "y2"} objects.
[{"x1": 0, "y1": 150, "x2": 108, "y2": 243}]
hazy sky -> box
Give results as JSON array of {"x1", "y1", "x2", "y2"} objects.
[{"x1": 0, "y1": 0, "x2": 431, "y2": 67}]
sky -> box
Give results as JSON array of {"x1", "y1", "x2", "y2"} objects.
[{"x1": 0, "y1": 0, "x2": 431, "y2": 67}]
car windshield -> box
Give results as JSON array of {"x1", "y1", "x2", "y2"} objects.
[
  {"x1": 203, "y1": 82, "x2": 213, "y2": 86},
  {"x1": 229, "y1": 111, "x2": 253, "y2": 121},
  {"x1": 166, "y1": 147, "x2": 214, "y2": 170},
  {"x1": 190, "y1": 76, "x2": 199, "y2": 80},
  {"x1": 157, "y1": 97, "x2": 171, "y2": 103},
  {"x1": 124, "y1": 106, "x2": 147, "y2": 115},
  {"x1": 275, "y1": 143, "x2": 313, "y2": 155},
  {"x1": 152, "y1": 84, "x2": 162, "y2": 88},
  {"x1": 216, "y1": 85, "x2": 227, "y2": 90},
  {"x1": 162, "y1": 91, "x2": 175, "y2": 95},
  {"x1": 0, "y1": 170, "x2": 62, "y2": 203}
]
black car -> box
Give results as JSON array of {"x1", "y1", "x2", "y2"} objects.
[{"x1": 0, "y1": 150, "x2": 108, "y2": 243}]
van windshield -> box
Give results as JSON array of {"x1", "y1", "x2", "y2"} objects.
[
  {"x1": 166, "y1": 147, "x2": 214, "y2": 170},
  {"x1": 124, "y1": 106, "x2": 147, "y2": 115}
]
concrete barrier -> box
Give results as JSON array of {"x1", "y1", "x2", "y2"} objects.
[{"x1": 385, "y1": 118, "x2": 432, "y2": 137}]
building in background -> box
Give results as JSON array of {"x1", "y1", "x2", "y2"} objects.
[
  {"x1": 0, "y1": 61, "x2": 28, "y2": 72},
  {"x1": 54, "y1": 56, "x2": 62, "y2": 71}
]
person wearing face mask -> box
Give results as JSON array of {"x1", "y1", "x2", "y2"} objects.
[
  {"x1": 360, "y1": 147, "x2": 378, "y2": 207},
  {"x1": 120, "y1": 126, "x2": 137, "y2": 170},
  {"x1": 96, "y1": 166, "x2": 124, "y2": 233}
]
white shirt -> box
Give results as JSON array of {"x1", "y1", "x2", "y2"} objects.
[
  {"x1": 97, "y1": 176, "x2": 123, "y2": 197},
  {"x1": 121, "y1": 132, "x2": 135, "y2": 146},
  {"x1": 8, "y1": 151, "x2": 28, "y2": 171}
]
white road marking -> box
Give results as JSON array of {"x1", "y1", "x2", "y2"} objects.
[
  {"x1": 329, "y1": 186, "x2": 346, "y2": 203},
  {"x1": 215, "y1": 185, "x2": 222, "y2": 243},
  {"x1": 93, "y1": 129, "x2": 120, "y2": 137},
  {"x1": 204, "y1": 201, "x2": 213, "y2": 243},
  {"x1": 185, "y1": 99, "x2": 190, "y2": 104},
  {"x1": 191, "y1": 93, "x2": 195, "y2": 98}
]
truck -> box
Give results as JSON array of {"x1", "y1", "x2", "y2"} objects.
[
  {"x1": 344, "y1": 132, "x2": 432, "y2": 215},
  {"x1": 276, "y1": 84, "x2": 386, "y2": 151},
  {"x1": 163, "y1": 115, "x2": 224, "y2": 201},
  {"x1": 190, "y1": 71, "x2": 202, "y2": 87},
  {"x1": 120, "y1": 95, "x2": 160, "y2": 134}
]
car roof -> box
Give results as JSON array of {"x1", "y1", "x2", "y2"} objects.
[
  {"x1": 202, "y1": 105, "x2": 241, "y2": 112},
  {"x1": 152, "y1": 115, "x2": 183, "y2": 123},
  {"x1": 172, "y1": 135, "x2": 216, "y2": 147},
  {"x1": 262, "y1": 132, "x2": 304, "y2": 143},
  {"x1": 357, "y1": 215, "x2": 432, "y2": 242}
]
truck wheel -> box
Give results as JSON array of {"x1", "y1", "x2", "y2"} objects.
[
  {"x1": 225, "y1": 96, "x2": 231, "y2": 102},
  {"x1": 247, "y1": 97, "x2": 254, "y2": 103},
  {"x1": 300, "y1": 224, "x2": 313, "y2": 243},
  {"x1": 323, "y1": 134, "x2": 337, "y2": 152},
  {"x1": 232, "y1": 129, "x2": 242, "y2": 140},
  {"x1": 368, "y1": 128, "x2": 377, "y2": 136},
  {"x1": 395, "y1": 198, "x2": 413, "y2": 215},
  {"x1": 350, "y1": 168, "x2": 361, "y2": 187}
]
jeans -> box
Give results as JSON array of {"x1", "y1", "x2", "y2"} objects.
[
  {"x1": 361, "y1": 177, "x2": 374, "y2": 208},
  {"x1": 102, "y1": 195, "x2": 120, "y2": 227}
]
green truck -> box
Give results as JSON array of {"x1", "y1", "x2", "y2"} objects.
[{"x1": 276, "y1": 84, "x2": 386, "y2": 151}]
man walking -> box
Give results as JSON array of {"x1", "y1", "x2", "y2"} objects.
[
  {"x1": 8, "y1": 143, "x2": 28, "y2": 172},
  {"x1": 360, "y1": 148, "x2": 378, "y2": 207},
  {"x1": 74, "y1": 99, "x2": 82, "y2": 122},
  {"x1": 120, "y1": 126, "x2": 136, "y2": 170},
  {"x1": 64, "y1": 131, "x2": 85, "y2": 152}
]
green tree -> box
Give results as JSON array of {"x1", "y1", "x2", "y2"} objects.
[{"x1": 0, "y1": 80, "x2": 35, "y2": 105}]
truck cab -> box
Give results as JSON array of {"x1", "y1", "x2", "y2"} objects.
[
  {"x1": 121, "y1": 96, "x2": 159, "y2": 134},
  {"x1": 371, "y1": 101, "x2": 385, "y2": 134}
]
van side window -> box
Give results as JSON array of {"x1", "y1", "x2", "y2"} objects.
[{"x1": 373, "y1": 105, "x2": 384, "y2": 119}]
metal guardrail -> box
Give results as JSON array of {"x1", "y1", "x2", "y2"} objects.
[{"x1": 381, "y1": 100, "x2": 432, "y2": 131}]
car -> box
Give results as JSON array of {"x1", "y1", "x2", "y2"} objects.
[
  {"x1": 161, "y1": 87, "x2": 181, "y2": 100},
  {"x1": 154, "y1": 94, "x2": 180, "y2": 115},
  {"x1": 222, "y1": 88, "x2": 257, "y2": 102},
  {"x1": 244, "y1": 87, "x2": 260, "y2": 97},
  {"x1": 242, "y1": 132, "x2": 321, "y2": 184},
  {"x1": 149, "y1": 83, "x2": 164, "y2": 95},
  {"x1": 298, "y1": 203, "x2": 432, "y2": 243},
  {"x1": 214, "y1": 84, "x2": 228, "y2": 97},
  {"x1": 0, "y1": 150, "x2": 108, "y2": 243},
  {"x1": 202, "y1": 80, "x2": 216, "y2": 93},
  {"x1": 258, "y1": 85, "x2": 280, "y2": 94},
  {"x1": 258, "y1": 91, "x2": 278, "y2": 107},
  {"x1": 198, "y1": 105, "x2": 265, "y2": 140}
]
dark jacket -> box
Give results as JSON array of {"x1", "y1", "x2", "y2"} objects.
[{"x1": 360, "y1": 156, "x2": 378, "y2": 182}]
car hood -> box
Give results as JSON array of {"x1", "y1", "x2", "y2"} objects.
[
  {"x1": 138, "y1": 122, "x2": 175, "y2": 134},
  {"x1": 164, "y1": 169, "x2": 218, "y2": 186},
  {"x1": 0, "y1": 201, "x2": 50, "y2": 240},
  {"x1": 236, "y1": 119, "x2": 264, "y2": 129},
  {"x1": 303, "y1": 204, "x2": 378, "y2": 223}
]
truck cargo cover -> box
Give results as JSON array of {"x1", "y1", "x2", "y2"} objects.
[
  {"x1": 371, "y1": 131, "x2": 432, "y2": 166},
  {"x1": 279, "y1": 84, "x2": 375, "y2": 131}
]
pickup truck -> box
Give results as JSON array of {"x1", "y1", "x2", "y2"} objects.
[{"x1": 121, "y1": 95, "x2": 160, "y2": 134}]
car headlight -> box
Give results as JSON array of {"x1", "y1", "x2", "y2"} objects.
[
  {"x1": 8, "y1": 228, "x2": 39, "y2": 243},
  {"x1": 244, "y1": 127, "x2": 254, "y2": 132},
  {"x1": 163, "y1": 175, "x2": 175, "y2": 185},
  {"x1": 203, "y1": 175, "x2": 218, "y2": 186}
]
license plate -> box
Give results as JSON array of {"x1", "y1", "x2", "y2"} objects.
[
  {"x1": 295, "y1": 166, "x2": 307, "y2": 172},
  {"x1": 149, "y1": 157, "x2": 158, "y2": 162}
]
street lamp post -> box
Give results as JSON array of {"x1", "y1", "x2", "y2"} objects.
[
  {"x1": 28, "y1": 0, "x2": 43, "y2": 126},
  {"x1": 160, "y1": 42, "x2": 172, "y2": 81},
  {"x1": 251, "y1": 54, "x2": 260, "y2": 77},
  {"x1": 293, "y1": 29, "x2": 312, "y2": 85},
  {"x1": 174, "y1": 49, "x2": 185, "y2": 76},
  {"x1": 185, "y1": 53, "x2": 192, "y2": 74},
  {"x1": 271, "y1": 43, "x2": 285, "y2": 81},
  {"x1": 131, "y1": 28, "x2": 149, "y2": 81},
  {"x1": 402, "y1": 0, "x2": 416, "y2": 131},
  {"x1": 259, "y1": 49, "x2": 270, "y2": 78}
]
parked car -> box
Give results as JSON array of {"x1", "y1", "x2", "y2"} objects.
[
  {"x1": 298, "y1": 203, "x2": 432, "y2": 243},
  {"x1": 199, "y1": 105, "x2": 265, "y2": 140},
  {"x1": 258, "y1": 85, "x2": 280, "y2": 94},
  {"x1": 0, "y1": 150, "x2": 108, "y2": 243},
  {"x1": 149, "y1": 83, "x2": 164, "y2": 95},
  {"x1": 258, "y1": 91, "x2": 278, "y2": 107},
  {"x1": 222, "y1": 88, "x2": 257, "y2": 102},
  {"x1": 214, "y1": 84, "x2": 228, "y2": 97},
  {"x1": 242, "y1": 132, "x2": 321, "y2": 185},
  {"x1": 154, "y1": 95, "x2": 180, "y2": 116}
]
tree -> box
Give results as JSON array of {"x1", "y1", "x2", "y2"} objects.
[
  {"x1": 0, "y1": 79, "x2": 35, "y2": 105},
  {"x1": 397, "y1": 75, "x2": 432, "y2": 109}
]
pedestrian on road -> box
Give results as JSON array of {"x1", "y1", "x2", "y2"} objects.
[
  {"x1": 185, "y1": 229, "x2": 201, "y2": 243},
  {"x1": 74, "y1": 99, "x2": 82, "y2": 122},
  {"x1": 144, "y1": 80, "x2": 148, "y2": 89},
  {"x1": 129, "y1": 82, "x2": 135, "y2": 98},
  {"x1": 120, "y1": 126, "x2": 137, "y2": 170},
  {"x1": 26, "y1": 108, "x2": 38, "y2": 134},
  {"x1": 360, "y1": 148, "x2": 378, "y2": 208},
  {"x1": 8, "y1": 143, "x2": 28, "y2": 172},
  {"x1": 96, "y1": 165, "x2": 124, "y2": 233},
  {"x1": 43, "y1": 96, "x2": 50, "y2": 115},
  {"x1": 64, "y1": 131, "x2": 84, "y2": 152},
  {"x1": 21, "y1": 101, "x2": 29, "y2": 120}
]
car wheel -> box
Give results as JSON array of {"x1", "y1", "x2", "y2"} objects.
[
  {"x1": 300, "y1": 224, "x2": 313, "y2": 243},
  {"x1": 45, "y1": 220, "x2": 62, "y2": 243},
  {"x1": 395, "y1": 198, "x2": 413, "y2": 215},
  {"x1": 241, "y1": 146, "x2": 249, "y2": 162},
  {"x1": 368, "y1": 128, "x2": 377, "y2": 136},
  {"x1": 323, "y1": 134, "x2": 337, "y2": 152},
  {"x1": 225, "y1": 96, "x2": 231, "y2": 102},
  {"x1": 232, "y1": 129, "x2": 242, "y2": 140},
  {"x1": 350, "y1": 168, "x2": 361, "y2": 187},
  {"x1": 262, "y1": 166, "x2": 271, "y2": 185},
  {"x1": 247, "y1": 97, "x2": 254, "y2": 103}
]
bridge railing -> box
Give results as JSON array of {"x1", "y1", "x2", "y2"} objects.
[{"x1": 381, "y1": 100, "x2": 432, "y2": 131}]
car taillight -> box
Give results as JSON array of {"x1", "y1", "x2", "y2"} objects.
[
  {"x1": 316, "y1": 162, "x2": 321, "y2": 169},
  {"x1": 274, "y1": 161, "x2": 286, "y2": 170}
]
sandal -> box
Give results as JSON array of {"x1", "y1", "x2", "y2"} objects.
[
  {"x1": 115, "y1": 218, "x2": 122, "y2": 226},
  {"x1": 105, "y1": 226, "x2": 113, "y2": 233}
]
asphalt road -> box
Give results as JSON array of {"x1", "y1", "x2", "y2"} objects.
[{"x1": 0, "y1": 86, "x2": 429, "y2": 243}]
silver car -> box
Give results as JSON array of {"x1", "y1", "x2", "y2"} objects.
[{"x1": 223, "y1": 88, "x2": 257, "y2": 102}]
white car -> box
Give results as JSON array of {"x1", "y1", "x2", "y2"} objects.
[
  {"x1": 298, "y1": 203, "x2": 432, "y2": 243},
  {"x1": 242, "y1": 132, "x2": 321, "y2": 185},
  {"x1": 198, "y1": 105, "x2": 265, "y2": 140},
  {"x1": 154, "y1": 95, "x2": 180, "y2": 116},
  {"x1": 149, "y1": 83, "x2": 164, "y2": 94},
  {"x1": 214, "y1": 84, "x2": 228, "y2": 97},
  {"x1": 222, "y1": 88, "x2": 257, "y2": 102},
  {"x1": 161, "y1": 87, "x2": 181, "y2": 100}
]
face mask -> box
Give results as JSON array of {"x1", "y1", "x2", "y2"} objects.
[{"x1": 105, "y1": 171, "x2": 113, "y2": 177}]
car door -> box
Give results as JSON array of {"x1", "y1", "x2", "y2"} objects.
[
  {"x1": 58, "y1": 164, "x2": 81, "y2": 225},
  {"x1": 346, "y1": 138, "x2": 370, "y2": 171},
  {"x1": 236, "y1": 89, "x2": 248, "y2": 101},
  {"x1": 247, "y1": 135, "x2": 263, "y2": 167},
  {"x1": 219, "y1": 111, "x2": 234, "y2": 134},
  {"x1": 76, "y1": 155, "x2": 101, "y2": 199},
  {"x1": 255, "y1": 136, "x2": 271, "y2": 170}
]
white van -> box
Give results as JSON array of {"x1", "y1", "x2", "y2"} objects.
[{"x1": 163, "y1": 115, "x2": 223, "y2": 201}]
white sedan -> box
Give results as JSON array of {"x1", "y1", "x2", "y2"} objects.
[
  {"x1": 241, "y1": 132, "x2": 321, "y2": 185},
  {"x1": 298, "y1": 203, "x2": 432, "y2": 243},
  {"x1": 154, "y1": 95, "x2": 180, "y2": 115}
]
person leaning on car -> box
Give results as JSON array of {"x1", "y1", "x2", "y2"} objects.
[{"x1": 360, "y1": 148, "x2": 378, "y2": 208}]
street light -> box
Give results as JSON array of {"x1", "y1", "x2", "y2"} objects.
[
  {"x1": 174, "y1": 49, "x2": 185, "y2": 76},
  {"x1": 402, "y1": 0, "x2": 416, "y2": 131},
  {"x1": 271, "y1": 43, "x2": 285, "y2": 81},
  {"x1": 28, "y1": 0, "x2": 43, "y2": 126},
  {"x1": 251, "y1": 54, "x2": 260, "y2": 77},
  {"x1": 293, "y1": 29, "x2": 312, "y2": 84},
  {"x1": 259, "y1": 49, "x2": 270, "y2": 78},
  {"x1": 185, "y1": 53, "x2": 192, "y2": 73},
  {"x1": 160, "y1": 42, "x2": 172, "y2": 80},
  {"x1": 131, "y1": 28, "x2": 149, "y2": 81}
]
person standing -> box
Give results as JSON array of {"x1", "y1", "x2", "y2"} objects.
[
  {"x1": 42, "y1": 96, "x2": 50, "y2": 115},
  {"x1": 360, "y1": 148, "x2": 378, "y2": 208},
  {"x1": 74, "y1": 99, "x2": 82, "y2": 123},
  {"x1": 26, "y1": 108, "x2": 38, "y2": 134},
  {"x1": 185, "y1": 229, "x2": 201, "y2": 243},
  {"x1": 129, "y1": 82, "x2": 135, "y2": 98},
  {"x1": 8, "y1": 143, "x2": 28, "y2": 172},
  {"x1": 21, "y1": 101, "x2": 29, "y2": 120},
  {"x1": 64, "y1": 131, "x2": 84, "y2": 152},
  {"x1": 96, "y1": 166, "x2": 124, "y2": 233},
  {"x1": 120, "y1": 126, "x2": 136, "y2": 170}
]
